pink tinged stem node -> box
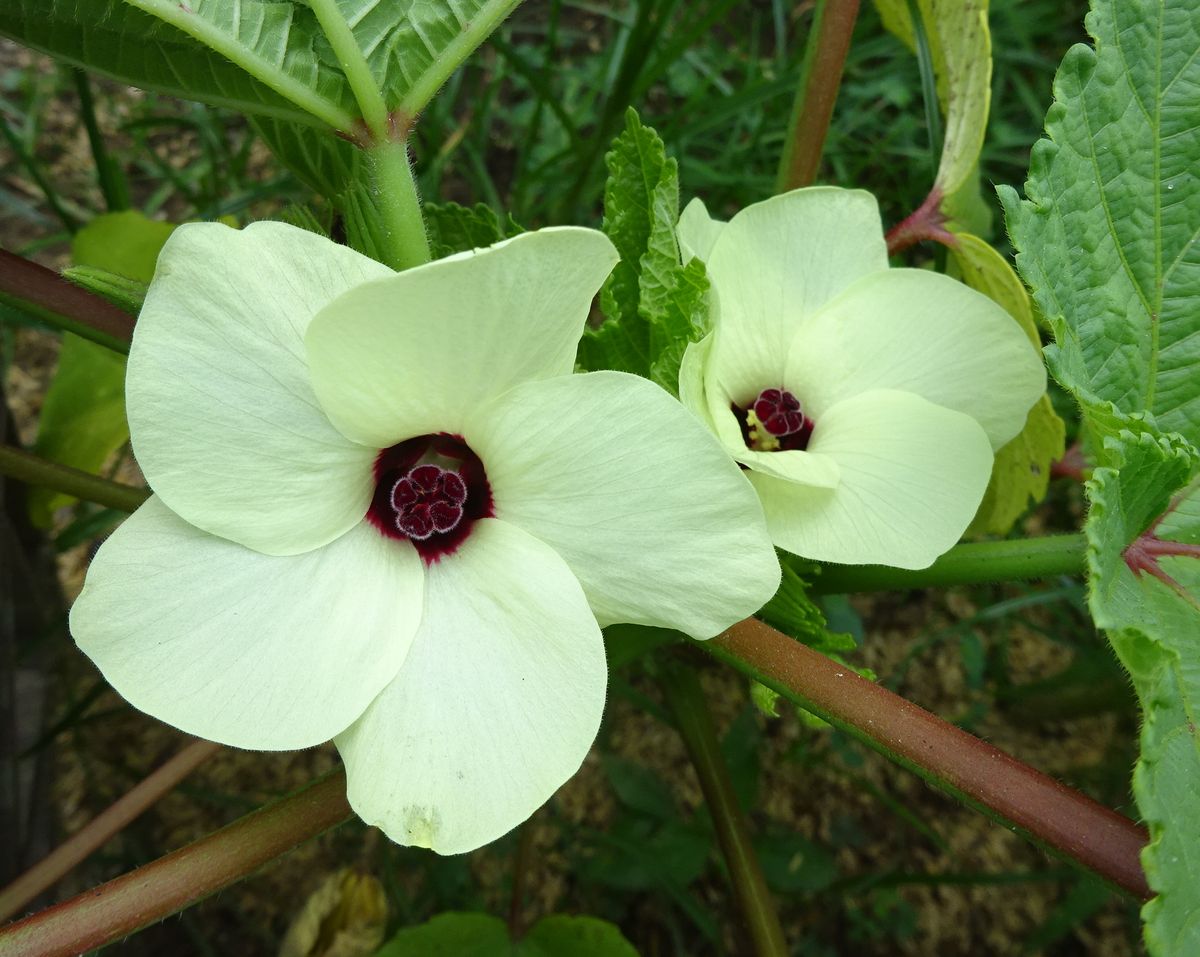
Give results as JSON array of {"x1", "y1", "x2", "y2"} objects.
[{"x1": 885, "y1": 188, "x2": 955, "y2": 257}]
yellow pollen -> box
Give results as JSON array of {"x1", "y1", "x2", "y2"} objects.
[{"x1": 745, "y1": 409, "x2": 781, "y2": 452}]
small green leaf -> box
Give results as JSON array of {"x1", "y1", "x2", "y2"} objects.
[
  {"x1": 375, "y1": 912, "x2": 508, "y2": 956},
  {"x1": 950, "y1": 233, "x2": 1065, "y2": 535},
  {"x1": 521, "y1": 915, "x2": 639, "y2": 956},
  {"x1": 375, "y1": 913, "x2": 639, "y2": 956},
  {"x1": 1001, "y1": 0, "x2": 1200, "y2": 446},
  {"x1": 1085, "y1": 424, "x2": 1200, "y2": 956},
  {"x1": 760, "y1": 560, "x2": 856, "y2": 656},
  {"x1": 577, "y1": 110, "x2": 710, "y2": 390},
  {"x1": 424, "y1": 202, "x2": 524, "y2": 259},
  {"x1": 31, "y1": 212, "x2": 174, "y2": 525},
  {"x1": 874, "y1": 0, "x2": 992, "y2": 196}
]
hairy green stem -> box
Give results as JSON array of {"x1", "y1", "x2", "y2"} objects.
[
  {"x1": 810, "y1": 534, "x2": 1087, "y2": 595},
  {"x1": 0, "y1": 446, "x2": 148, "y2": 514},
  {"x1": 0, "y1": 248, "x2": 134, "y2": 353},
  {"x1": 775, "y1": 0, "x2": 861, "y2": 192},
  {"x1": 708, "y1": 619, "x2": 1150, "y2": 900},
  {"x1": 0, "y1": 740, "x2": 219, "y2": 923},
  {"x1": 309, "y1": 0, "x2": 390, "y2": 141},
  {"x1": 0, "y1": 770, "x2": 352, "y2": 957},
  {"x1": 371, "y1": 139, "x2": 431, "y2": 270},
  {"x1": 660, "y1": 665, "x2": 787, "y2": 957}
]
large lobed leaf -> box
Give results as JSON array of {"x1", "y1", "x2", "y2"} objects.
[
  {"x1": 0, "y1": 0, "x2": 356, "y2": 130},
  {"x1": 1, "y1": 1, "x2": 523, "y2": 131},
  {"x1": 1003, "y1": 2, "x2": 1200, "y2": 951},
  {"x1": 1086, "y1": 423, "x2": 1200, "y2": 956},
  {"x1": 1001, "y1": 0, "x2": 1200, "y2": 447}
]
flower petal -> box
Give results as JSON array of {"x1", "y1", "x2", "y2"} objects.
[
  {"x1": 750, "y1": 389, "x2": 993, "y2": 569},
  {"x1": 702, "y1": 188, "x2": 889, "y2": 403},
  {"x1": 790, "y1": 269, "x2": 1047, "y2": 448},
  {"x1": 335, "y1": 519, "x2": 605, "y2": 854},
  {"x1": 305, "y1": 228, "x2": 619, "y2": 448},
  {"x1": 467, "y1": 371, "x2": 780, "y2": 638},
  {"x1": 127, "y1": 221, "x2": 386, "y2": 556},
  {"x1": 677, "y1": 197, "x2": 726, "y2": 262},
  {"x1": 70, "y1": 497, "x2": 423, "y2": 750}
]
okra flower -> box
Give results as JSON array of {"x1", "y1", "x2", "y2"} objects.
[
  {"x1": 69, "y1": 222, "x2": 779, "y2": 854},
  {"x1": 678, "y1": 187, "x2": 1045, "y2": 569}
]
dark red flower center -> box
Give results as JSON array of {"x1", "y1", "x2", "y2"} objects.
[
  {"x1": 753, "y1": 388, "x2": 804, "y2": 436},
  {"x1": 735, "y1": 387, "x2": 814, "y2": 452},
  {"x1": 368, "y1": 434, "x2": 493, "y2": 564}
]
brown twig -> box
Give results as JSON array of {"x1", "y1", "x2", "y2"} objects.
[
  {"x1": 0, "y1": 739, "x2": 220, "y2": 922},
  {"x1": 0, "y1": 248, "x2": 135, "y2": 353},
  {"x1": 776, "y1": 0, "x2": 861, "y2": 192},
  {"x1": 710, "y1": 618, "x2": 1151, "y2": 900},
  {"x1": 0, "y1": 770, "x2": 352, "y2": 957}
]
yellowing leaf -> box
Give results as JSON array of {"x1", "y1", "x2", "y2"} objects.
[
  {"x1": 30, "y1": 211, "x2": 174, "y2": 525},
  {"x1": 874, "y1": 0, "x2": 992, "y2": 197},
  {"x1": 951, "y1": 233, "x2": 1065, "y2": 535}
]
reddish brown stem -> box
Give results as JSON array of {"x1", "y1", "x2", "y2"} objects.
[
  {"x1": 711, "y1": 619, "x2": 1151, "y2": 900},
  {"x1": 0, "y1": 740, "x2": 220, "y2": 922},
  {"x1": 776, "y1": 0, "x2": 861, "y2": 192},
  {"x1": 0, "y1": 770, "x2": 351, "y2": 957},
  {"x1": 885, "y1": 188, "x2": 955, "y2": 256},
  {"x1": 0, "y1": 248, "x2": 134, "y2": 353}
]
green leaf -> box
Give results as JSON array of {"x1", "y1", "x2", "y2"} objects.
[
  {"x1": 950, "y1": 233, "x2": 1065, "y2": 535},
  {"x1": 577, "y1": 110, "x2": 710, "y2": 391},
  {"x1": 521, "y1": 916, "x2": 639, "y2": 956},
  {"x1": 322, "y1": 0, "x2": 524, "y2": 120},
  {"x1": 3, "y1": 0, "x2": 525, "y2": 200},
  {"x1": 424, "y1": 202, "x2": 524, "y2": 259},
  {"x1": 1001, "y1": 0, "x2": 1200, "y2": 446},
  {"x1": 1085, "y1": 425, "x2": 1200, "y2": 956},
  {"x1": 0, "y1": 1, "x2": 356, "y2": 131},
  {"x1": 760, "y1": 559, "x2": 856, "y2": 656},
  {"x1": 376, "y1": 913, "x2": 508, "y2": 956},
  {"x1": 252, "y1": 116, "x2": 364, "y2": 198},
  {"x1": 874, "y1": 0, "x2": 992, "y2": 196},
  {"x1": 375, "y1": 913, "x2": 639, "y2": 956},
  {"x1": 30, "y1": 212, "x2": 174, "y2": 526}
]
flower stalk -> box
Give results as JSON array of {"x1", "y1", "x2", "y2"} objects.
[
  {"x1": 0, "y1": 445, "x2": 148, "y2": 513},
  {"x1": 775, "y1": 0, "x2": 861, "y2": 192},
  {"x1": 0, "y1": 770, "x2": 352, "y2": 957},
  {"x1": 0, "y1": 739, "x2": 219, "y2": 923},
  {"x1": 809, "y1": 534, "x2": 1087, "y2": 594},
  {"x1": 708, "y1": 618, "x2": 1151, "y2": 900},
  {"x1": 660, "y1": 664, "x2": 787, "y2": 957}
]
